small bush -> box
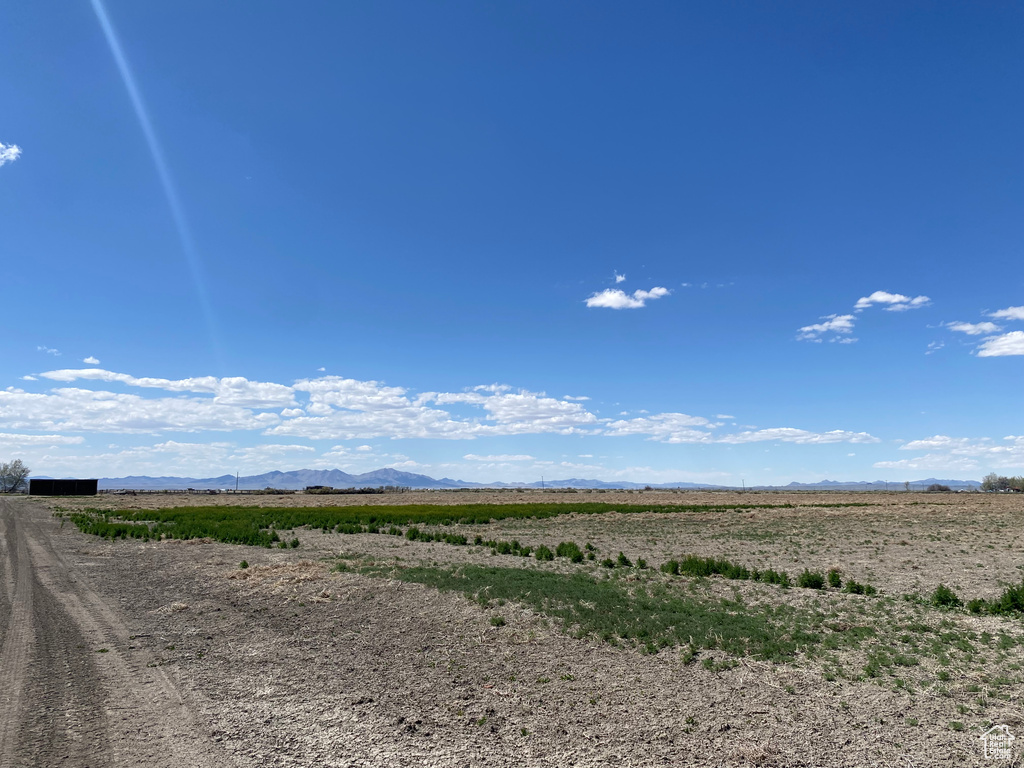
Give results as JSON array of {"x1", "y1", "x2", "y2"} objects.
[
  {"x1": 490, "y1": 616, "x2": 506, "y2": 627},
  {"x1": 616, "y1": 552, "x2": 632, "y2": 568},
  {"x1": 239, "y1": 560, "x2": 249, "y2": 569},
  {"x1": 555, "y1": 541, "x2": 585, "y2": 563},
  {"x1": 661, "y1": 560, "x2": 680, "y2": 575},
  {"x1": 534, "y1": 545, "x2": 554, "y2": 561},
  {"x1": 601, "y1": 558, "x2": 616, "y2": 568},
  {"x1": 757, "y1": 569, "x2": 790, "y2": 588},
  {"x1": 289, "y1": 537, "x2": 300, "y2": 548},
  {"x1": 844, "y1": 579, "x2": 877, "y2": 596},
  {"x1": 932, "y1": 584, "x2": 962, "y2": 609},
  {"x1": 827, "y1": 569, "x2": 842, "y2": 589},
  {"x1": 967, "y1": 598, "x2": 990, "y2": 614},
  {"x1": 636, "y1": 558, "x2": 648, "y2": 570},
  {"x1": 797, "y1": 570, "x2": 825, "y2": 590},
  {"x1": 989, "y1": 581, "x2": 1024, "y2": 615}
]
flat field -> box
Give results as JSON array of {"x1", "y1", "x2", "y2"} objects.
[{"x1": 11, "y1": 490, "x2": 1024, "y2": 766}]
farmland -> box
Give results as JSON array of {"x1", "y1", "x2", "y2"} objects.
[{"x1": 13, "y1": 489, "x2": 1024, "y2": 766}]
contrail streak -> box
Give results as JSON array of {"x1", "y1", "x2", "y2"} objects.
[{"x1": 90, "y1": 0, "x2": 223, "y2": 365}]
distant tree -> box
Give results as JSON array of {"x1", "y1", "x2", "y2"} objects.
[
  {"x1": 926, "y1": 484, "x2": 951, "y2": 493},
  {"x1": 982, "y1": 473, "x2": 1012, "y2": 492},
  {"x1": 0, "y1": 459, "x2": 30, "y2": 493},
  {"x1": 904, "y1": 481, "x2": 910, "y2": 492}
]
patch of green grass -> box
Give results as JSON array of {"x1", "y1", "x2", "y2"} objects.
[
  {"x1": 67, "y1": 500, "x2": 876, "y2": 547},
  {"x1": 372, "y1": 563, "x2": 844, "y2": 663}
]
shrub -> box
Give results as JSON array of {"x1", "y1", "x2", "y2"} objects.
[
  {"x1": 616, "y1": 552, "x2": 632, "y2": 568},
  {"x1": 239, "y1": 560, "x2": 249, "y2": 569},
  {"x1": 989, "y1": 581, "x2": 1024, "y2": 615},
  {"x1": 827, "y1": 569, "x2": 842, "y2": 589},
  {"x1": 636, "y1": 558, "x2": 648, "y2": 570},
  {"x1": 289, "y1": 537, "x2": 300, "y2": 548},
  {"x1": 797, "y1": 570, "x2": 825, "y2": 590},
  {"x1": 556, "y1": 541, "x2": 585, "y2": 563},
  {"x1": 967, "y1": 598, "x2": 990, "y2": 614},
  {"x1": 844, "y1": 579, "x2": 877, "y2": 596},
  {"x1": 757, "y1": 569, "x2": 790, "y2": 588},
  {"x1": 932, "y1": 584, "x2": 962, "y2": 609},
  {"x1": 661, "y1": 560, "x2": 680, "y2": 575},
  {"x1": 490, "y1": 616, "x2": 506, "y2": 627},
  {"x1": 601, "y1": 558, "x2": 616, "y2": 568},
  {"x1": 534, "y1": 545, "x2": 554, "y2": 561},
  {"x1": 406, "y1": 527, "x2": 422, "y2": 541}
]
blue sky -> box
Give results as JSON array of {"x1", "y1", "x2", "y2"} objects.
[{"x1": 1, "y1": 1, "x2": 1021, "y2": 484}]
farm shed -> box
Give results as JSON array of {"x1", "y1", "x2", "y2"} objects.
[{"x1": 29, "y1": 478, "x2": 99, "y2": 496}]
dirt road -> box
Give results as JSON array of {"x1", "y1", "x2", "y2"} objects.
[{"x1": 0, "y1": 499, "x2": 233, "y2": 768}]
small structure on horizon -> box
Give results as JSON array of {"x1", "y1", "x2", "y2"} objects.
[{"x1": 29, "y1": 478, "x2": 99, "y2": 496}]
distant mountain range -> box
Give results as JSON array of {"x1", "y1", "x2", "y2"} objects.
[{"x1": 29, "y1": 468, "x2": 982, "y2": 492}]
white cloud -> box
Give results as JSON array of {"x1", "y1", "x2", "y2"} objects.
[
  {"x1": 0, "y1": 387, "x2": 279, "y2": 434},
  {"x1": 39, "y1": 368, "x2": 296, "y2": 408},
  {"x1": 37, "y1": 346, "x2": 60, "y2": 356},
  {"x1": 925, "y1": 341, "x2": 944, "y2": 355},
  {"x1": 876, "y1": 434, "x2": 1024, "y2": 473},
  {"x1": 989, "y1": 306, "x2": 1024, "y2": 321},
  {"x1": 463, "y1": 454, "x2": 535, "y2": 462},
  {"x1": 605, "y1": 413, "x2": 713, "y2": 443},
  {"x1": 83, "y1": 356, "x2": 100, "y2": 364},
  {"x1": 0, "y1": 142, "x2": 21, "y2": 168},
  {"x1": 356, "y1": 445, "x2": 373, "y2": 452},
  {"x1": 563, "y1": 395, "x2": 590, "y2": 401},
  {"x1": 976, "y1": 331, "x2": 1024, "y2": 357},
  {"x1": 796, "y1": 314, "x2": 856, "y2": 342},
  {"x1": 0, "y1": 432, "x2": 85, "y2": 447},
  {"x1": 614, "y1": 272, "x2": 626, "y2": 283},
  {"x1": 585, "y1": 286, "x2": 669, "y2": 309},
  {"x1": 718, "y1": 428, "x2": 879, "y2": 445},
  {"x1": 715, "y1": 414, "x2": 735, "y2": 420},
  {"x1": 854, "y1": 291, "x2": 930, "y2": 312},
  {"x1": 946, "y1": 321, "x2": 1001, "y2": 336},
  {"x1": 317, "y1": 367, "x2": 326, "y2": 372}
]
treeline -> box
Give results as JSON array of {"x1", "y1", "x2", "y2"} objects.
[{"x1": 981, "y1": 473, "x2": 1024, "y2": 492}]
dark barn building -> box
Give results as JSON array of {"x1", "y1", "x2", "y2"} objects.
[{"x1": 29, "y1": 478, "x2": 99, "y2": 496}]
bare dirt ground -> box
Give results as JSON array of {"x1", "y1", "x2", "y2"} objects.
[{"x1": 5, "y1": 490, "x2": 1024, "y2": 767}]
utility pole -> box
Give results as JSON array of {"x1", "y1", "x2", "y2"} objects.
[
  {"x1": 541, "y1": 476, "x2": 545, "y2": 490},
  {"x1": 235, "y1": 471, "x2": 239, "y2": 492}
]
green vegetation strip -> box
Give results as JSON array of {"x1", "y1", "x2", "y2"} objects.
[
  {"x1": 65, "y1": 500, "x2": 873, "y2": 547},
  {"x1": 376, "y1": 563, "x2": 827, "y2": 661}
]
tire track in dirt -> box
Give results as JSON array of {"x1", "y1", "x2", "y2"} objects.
[
  {"x1": 0, "y1": 500, "x2": 238, "y2": 768},
  {"x1": 0, "y1": 507, "x2": 35, "y2": 766}
]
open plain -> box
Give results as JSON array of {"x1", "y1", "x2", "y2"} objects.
[{"x1": 2, "y1": 490, "x2": 1024, "y2": 767}]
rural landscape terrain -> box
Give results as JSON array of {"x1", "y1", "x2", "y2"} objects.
[{"x1": 3, "y1": 489, "x2": 1024, "y2": 767}]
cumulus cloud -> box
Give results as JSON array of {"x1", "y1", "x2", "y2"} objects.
[
  {"x1": 0, "y1": 387, "x2": 279, "y2": 434},
  {"x1": 585, "y1": 286, "x2": 669, "y2": 309},
  {"x1": 989, "y1": 306, "x2": 1024, "y2": 321},
  {"x1": 874, "y1": 434, "x2": 1024, "y2": 473},
  {"x1": 976, "y1": 331, "x2": 1024, "y2": 357},
  {"x1": 854, "y1": 291, "x2": 931, "y2": 312},
  {"x1": 717, "y1": 428, "x2": 879, "y2": 445},
  {"x1": 83, "y1": 356, "x2": 100, "y2": 364},
  {"x1": 614, "y1": 272, "x2": 626, "y2": 283},
  {"x1": 10, "y1": 367, "x2": 882, "y2": 460},
  {"x1": 39, "y1": 368, "x2": 296, "y2": 408},
  {"x1": 796, "y1": 314, "x2": 856, "y2": 342},
  {"x1": 0, "y1": 432, "x2": 85, "y2": 447},
  {"x1": 563, "y1": 395, "x2": 590, "y2": 401},
  {"x1": 463, "y1": 454, "x2": 535, "y2": 462},
  {"x1": 0, "y1": 142, "x2": 21, "y2": 168},
  {"x1": 945, "y1": 321, "x2": 1001, "y2": 336}
]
